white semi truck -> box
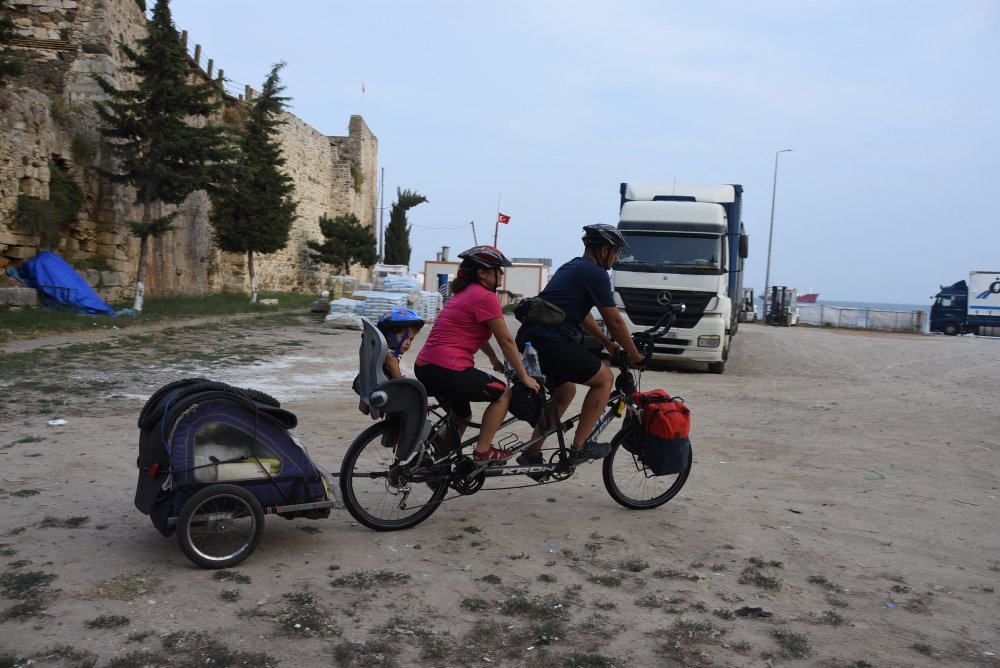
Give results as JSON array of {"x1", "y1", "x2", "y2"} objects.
[{"x1": 611, "y1": 182, "x2": 748, "y2": 374}]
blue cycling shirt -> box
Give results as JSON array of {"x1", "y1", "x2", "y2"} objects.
[{"x1": 519, "y1": 257, "x2": 615, "y2": 342}]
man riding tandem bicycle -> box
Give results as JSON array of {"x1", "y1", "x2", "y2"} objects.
[{"x1": 342, "y1": 234, "x2": 693, "y2": 532}]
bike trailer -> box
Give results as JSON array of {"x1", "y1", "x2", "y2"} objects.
[
  {"x1": 135, "y1": 378, "x2": 332, "y2": 536},
  {"x1": 632, "y1": 389, "x2": 691, "y2": 476}
]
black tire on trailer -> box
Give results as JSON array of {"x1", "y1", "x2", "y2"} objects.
[
  {"x1": 339, "y1": 421, "x2": 449, "y2": 531},
  {"x1": 177, "y1": 484, "x2": 264, "y2": 569},
  {"x1": 602, "y1": 419, "x2": 692, "y2": 510}
]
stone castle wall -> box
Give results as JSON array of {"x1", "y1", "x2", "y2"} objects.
[{"x1": 0, "y1": 0, "x2": 377, "y2": 299}]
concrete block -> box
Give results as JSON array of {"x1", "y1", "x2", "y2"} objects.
[{"x1": 0, "y1": 287, "x2": 38, "y2": 307}]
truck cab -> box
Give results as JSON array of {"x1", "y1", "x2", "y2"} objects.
[
  {"x1": 612, "y1": 182, "x2": 747, "y2": 374},
  {"x1": 930, "y1": 281, "x2": 968, "y2": 336}
]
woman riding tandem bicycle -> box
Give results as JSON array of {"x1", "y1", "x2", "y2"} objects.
[{"x1": 414, "y1": 245, "x2": 541, "y2": 462}]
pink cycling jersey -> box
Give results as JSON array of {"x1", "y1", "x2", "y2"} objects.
[{"x1": 416, "y1": 283, "x2": 503, "y2": 370}]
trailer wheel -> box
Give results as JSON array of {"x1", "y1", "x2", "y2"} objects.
[
  {"x1": 177, "y1": 484, "x2": 264, "y2": 569},
  {"x1": 941, "y1": 322, "x2": 961, "y2": 336}
]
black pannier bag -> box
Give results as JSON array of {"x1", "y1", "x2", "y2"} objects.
[
  {"x1": 135, "y1": 378, "x2": 331, "y2": 536},
  {"x1": 513, "y1": 297, "x2": 566, "y2": 326},
  {"x1": 632, "y1": 389, "x2": 691, "y2": 476}
]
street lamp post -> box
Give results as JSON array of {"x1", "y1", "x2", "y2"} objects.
[{"x1": 763, "y1": 148, "x2": 794, "y2": 316}]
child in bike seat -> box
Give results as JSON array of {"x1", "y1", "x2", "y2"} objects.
[{"x1": 354, "y1": 308, "x2": 425, "y2": 415}]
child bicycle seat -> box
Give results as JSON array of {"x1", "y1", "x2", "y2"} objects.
[{"x1": 357, "y1": 318, "x2": 430, "y2": 463}]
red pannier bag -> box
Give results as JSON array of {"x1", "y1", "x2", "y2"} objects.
[{"x1": 632, "y1": 389, "x2": 691, "y2": 476}]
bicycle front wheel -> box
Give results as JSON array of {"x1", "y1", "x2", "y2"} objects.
[
  {"x1": 339, "y1": 421, "x2": 449, "y2": 531},
  {"x1": 603, "y1": 418, "x2": 691, "y2": 510}
]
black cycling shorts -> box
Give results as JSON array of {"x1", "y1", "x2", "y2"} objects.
[
  {"x1": 515, "y1": 332, "x2": 602, "y2": 389},
  {"x1": 414, "y1": 362, "x2": 506, "y2": 419}
]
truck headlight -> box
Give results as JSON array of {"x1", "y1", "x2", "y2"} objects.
[
  {"x1": 705, "y1": 296, "x2": 719, "y2": 311},
  {"x1": 697, "y1": 335, "x2": 721, "y2": 348}
]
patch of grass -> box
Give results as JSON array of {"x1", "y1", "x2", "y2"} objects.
[
  {"x1": 220, "y1": 589, "x2": 241, "y2": 602},
  {"x1": 713, "y1": 608, "x2": 734, "y2": 620},
  {"x1": 160, "y1": 631, "x2": 277, "y2": 667},
  {"x1": 673, "y1": 618, "x2": 728, "y2": 642},
  {"x1": 730, "y1": 639, "x2": 752, "y2": 654},
  {"x1": 85, "y1": 614, "x2": 130, "y2": 629},
  {"x1": 462, "y1": 525, "x2": 481, "y2": 534},
  {"x1": 903, "y1": 591, "x2": 934, "y2": 614},
  {"x1": 39, "y1": 515, "x2": 89, "y2": 528},
  {"x1": 562, "y1": 653, "x2": 620, "y2": 667},
  {"x1": 333, "y1": 638, "x2": 398, "y2": 666},
  {"x1": 499, "y1": 593, "x2": 570, "y2": 620},
  {"x1": 738, "y1": 566, "x2": 782, "y2": 591},
  {"x1": 538, "y1": 573, "x2": 557, "y2": 583},
  {"x1": 330, "y1": 570, "x2": 410, "y2": 588},
  {"x1": 11, "y1": 488, "x2": 41, "y2": 497},
  {"x1": 772, "y1": 629, "x2": 811, "y2": 658},
  {"x1": 5, "y1": 646, "x2": 97, "y2": 667},
  {"x1": 507, "y1": 552, "x2": 529, "y2": 560},
  {"x1": 462, "y1": 597, "x2": 490, "y2": 612},
  {"x1": 652, "y1": 568, "x2": 700, "y2": 581},
  {"x1": 212, "y1": 569, "x2": 251, "y2": 584},
  {"x1": 891, "y1": 584, "x2": 911, "y2": 593},
  {"x1": 819, "y1": 610, "x2": 846, "y2": 626},
  {"x1": 710, "y1": 563, "x2": 727, "y2": 571},
  {"x1": 83, "y1": 572, "x2": 160, "y2": 600},
  {"x1": 1, "y1": 292, "x2": 317, "y2": 342},
  {"x1": 249, "y1": 591, "x2": 344, "y2": 637},
  {"x1": 911, "y1": 642, "x2": 936, "y2": 656},
  {"x1": 108, "y1": 650, "x2": 169, "y2": 667},
  {"x1": 0, "y1": 569, "x2": 57, "y2": 598},
  {"x1": 127, "y1": 630, "x2": 154, "y2": 643},
  {"x1": 0, "y1": 545, "x2": 15, "y2": 557},
  {"x1": 1, "y1": 598, "x2": 47, "y2": 621},
  {"x1": 479, "y1": 574, "x2": 502, "y2": 584},
  {"x1": 588, "y1": 574, "x2": 622, "y2": 587},
  {"x1": 747, "y1": 556, "x2": 783, "y2": 568},
  {"x1": 618, "y1": 558, "x2": 649, "y2": 572}
]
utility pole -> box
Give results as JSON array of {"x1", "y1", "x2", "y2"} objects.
[
  {"x1": 470, "y1": 221, "x2": 478, "y2": 245},
  {"x1": 377, "y1": 167, "x2": 385, "y2": 263}
]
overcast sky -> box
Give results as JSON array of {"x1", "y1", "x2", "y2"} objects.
[{"x1": 168, "y1": 0, "x2": 998, "y2": 305}]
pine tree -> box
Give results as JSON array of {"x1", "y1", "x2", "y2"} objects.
[
  {"x1": 0, "y1": 0, "x2": 26, "y2": 87},
  {"x1": 94, "y1": 0, "x2": 232, "y2": 312},
  {"x1": 384, "y1": 188, "x2": 427, "y2": 267},
  {"x1": 209, "y1": 62, "x2": 297, "y2": 303},
  {"x1": 307, "y1": 213, "x2": 376, "y2": 275}
]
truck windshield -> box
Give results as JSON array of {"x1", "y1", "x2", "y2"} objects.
[{"x1": 616, "y1": 233, "x2": 723, "y2": 273}]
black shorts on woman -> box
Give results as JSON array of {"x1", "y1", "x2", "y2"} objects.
[{"x1": 414, "y1": 362, "x2": 506, "y2": 420}]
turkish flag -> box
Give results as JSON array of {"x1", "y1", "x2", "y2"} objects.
[{"x1": 497, "y1": 212, "x2": 511, "y2": 224}]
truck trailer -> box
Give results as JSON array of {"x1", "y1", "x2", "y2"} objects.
[
  {"x1": 611, "y1": 181, "x2": 748, "y2": 374},
  {"x1": 930, "y1": 271, "x2": 1000, "y2": 336}
]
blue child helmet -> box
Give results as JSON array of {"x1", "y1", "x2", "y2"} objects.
[
  {"x1": 377, "y1": 307, "x2": 424, "y2": 356},
  {"x1": 377, "y1": 307, "x2": 424, "y2": 333}
]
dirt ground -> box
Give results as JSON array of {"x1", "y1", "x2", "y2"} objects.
[{"x1": 0, "y1": 312, "x2": 997, "y2": 667}]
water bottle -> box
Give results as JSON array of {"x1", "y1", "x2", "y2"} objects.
[{"x1": 523, "y1": 342, "x2": 542, "y2": 378}]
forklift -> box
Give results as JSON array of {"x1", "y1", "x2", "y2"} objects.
[
  {"x1": 739, "y1": 287, "x2": 758, "y2": 323},
  {"x1": 765, "y1": 286, "x2": 799, "y2": 327}
]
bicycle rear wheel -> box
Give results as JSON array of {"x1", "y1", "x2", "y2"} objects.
[
  {"x1": 339, "y1": 421, "x2": 450, "y2": 531},
  {"x1": 603, "y1": 418, "x2": 691, "y2": 509}
]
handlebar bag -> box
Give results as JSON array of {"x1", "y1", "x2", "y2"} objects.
[
  {"x1": 513, "y1": 297, "x2": 566, "y2": 326},
  {"x1": 633, "y1": 389, "x2": 691, "y2": 476}
]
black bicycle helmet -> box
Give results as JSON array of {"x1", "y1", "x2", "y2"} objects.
[
  {"x1": 457, "y1": 245, "x2": 513, "y2": 269},
  {"x1": 582, "y1": 224, "x2": 628, "y2": 252}
]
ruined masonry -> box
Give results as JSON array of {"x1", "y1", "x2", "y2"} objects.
[{"x1": 0, "y1": 0, "x2": 378, "y2": 301}]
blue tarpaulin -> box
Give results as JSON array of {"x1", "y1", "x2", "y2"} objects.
[{"x1": 12, "y1": 251, "x2": 115, "y2": 315}]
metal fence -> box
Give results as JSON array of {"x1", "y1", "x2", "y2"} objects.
[{"x1": 797, "y1": 304, "x2": 926, "y2": 333}]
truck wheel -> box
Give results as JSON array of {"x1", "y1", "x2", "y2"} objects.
[
  {"x1": 941, "y1": 322, "x2": 961, "y2": 336},
  {"x1": 738, "y1": 311, "x2": 746, "y2": 323},
  {"x1": 707, "y1": 360, "x2": 725, "y2": 374}
]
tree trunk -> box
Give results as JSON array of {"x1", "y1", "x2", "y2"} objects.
[
  {"x1": 131, "y1": 197, "x2": 154, "y2": 313},
  {"x1": 247, "y1": 250, "x2": 257, "y2": 304}
]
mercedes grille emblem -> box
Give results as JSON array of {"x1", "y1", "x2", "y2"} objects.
[{"x1": 656, "y1": 291, "x2": 672, "y2": 306}]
